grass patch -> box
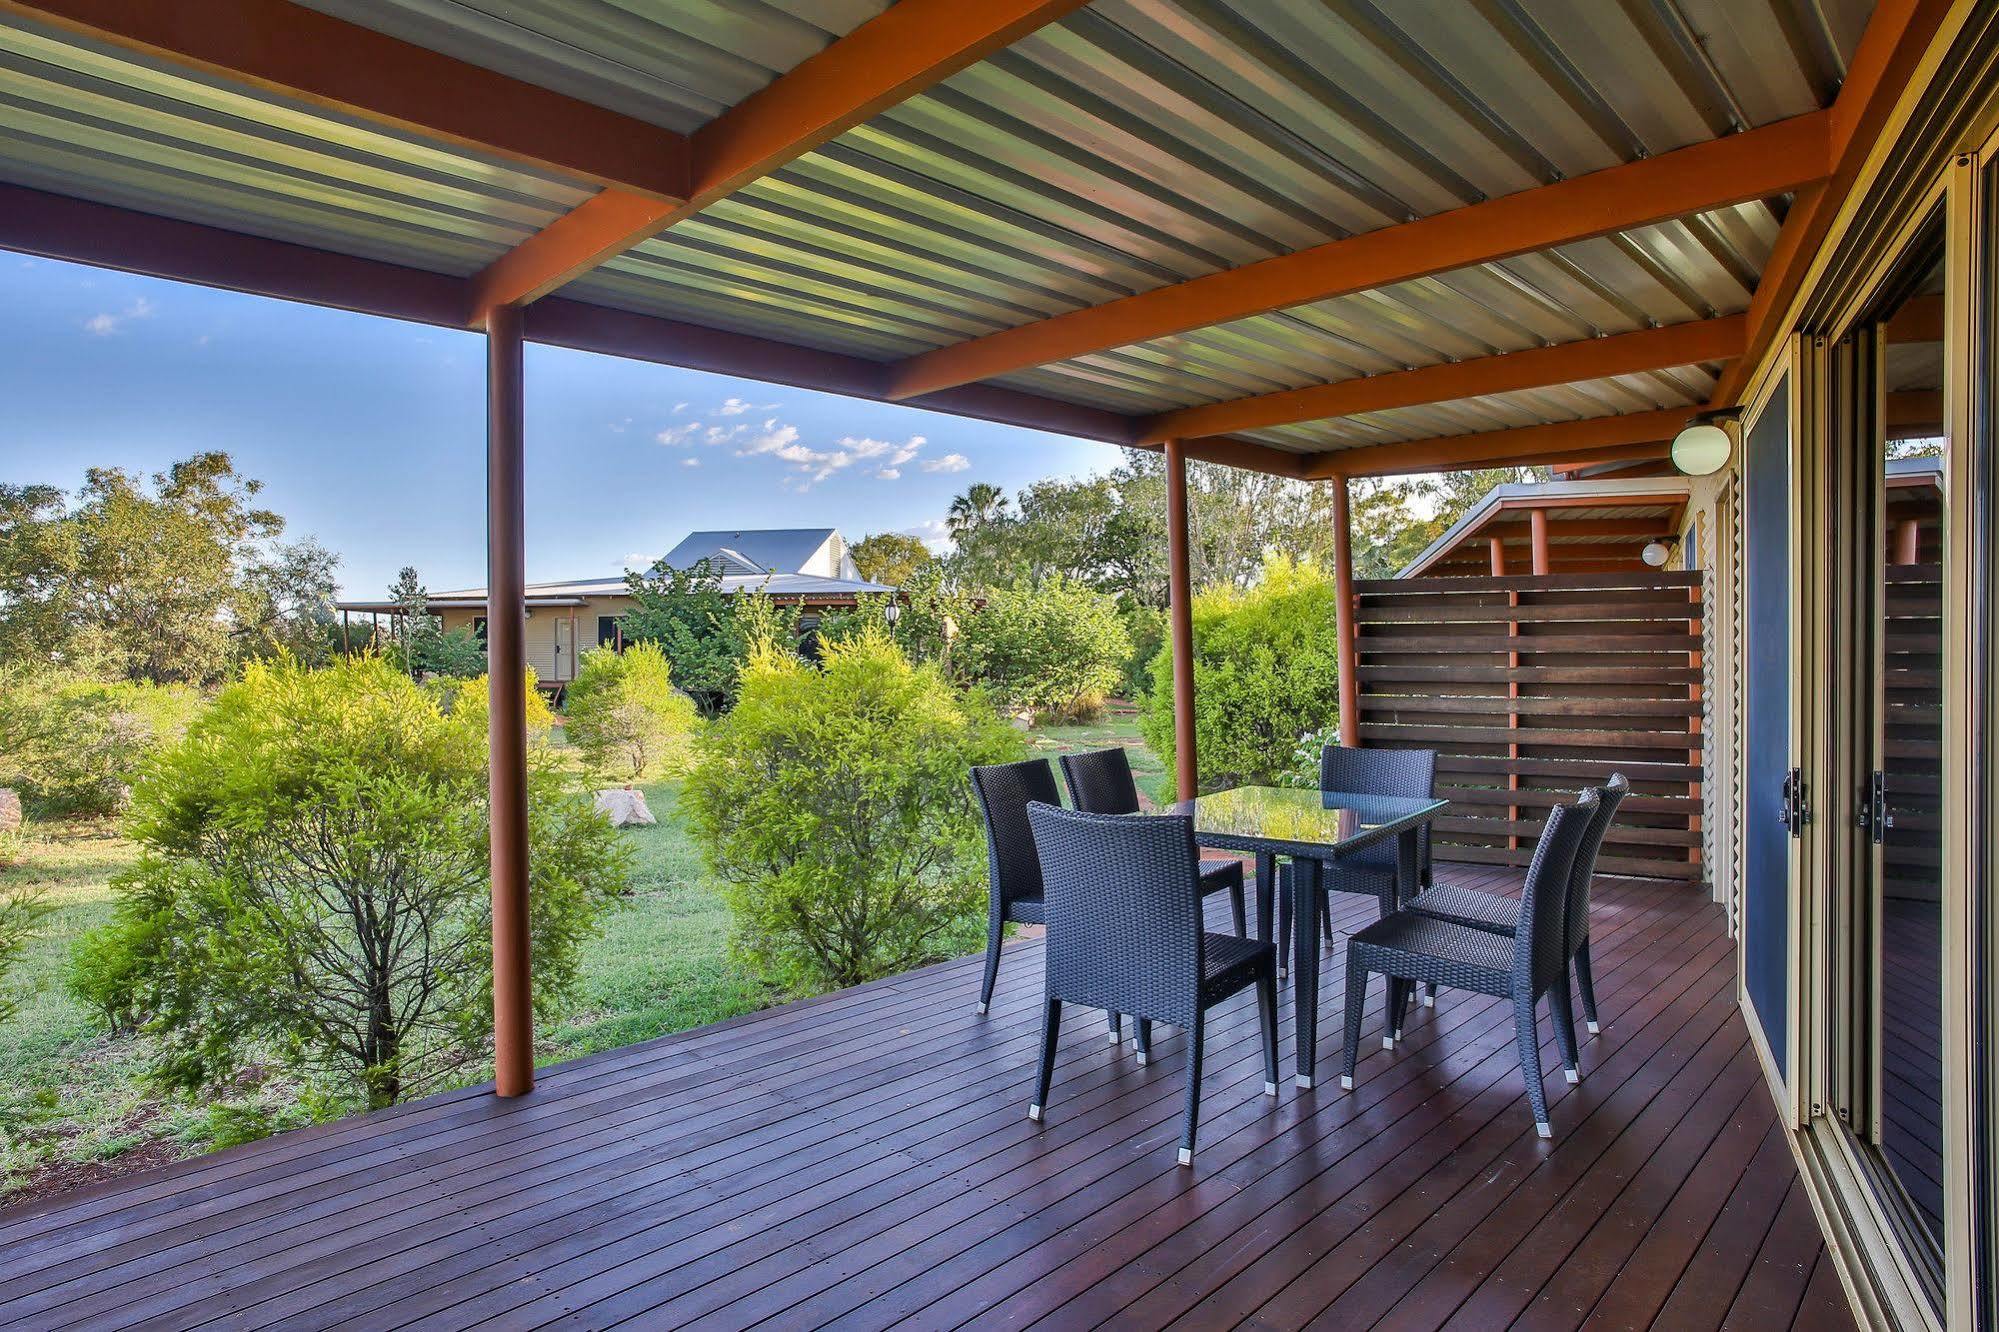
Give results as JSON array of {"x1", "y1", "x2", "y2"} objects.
[{"x1": 1021, "y1": 705, "x2": 1164, "y2": 804}]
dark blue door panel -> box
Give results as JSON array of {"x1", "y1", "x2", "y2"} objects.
[{"x1": 1743, "y1": 381, "x2": 1793, "y2": 1077}]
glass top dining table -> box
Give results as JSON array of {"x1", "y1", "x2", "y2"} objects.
[{"x1": 1168, "y1": 786, "x2": 1448, "y2": 1088}]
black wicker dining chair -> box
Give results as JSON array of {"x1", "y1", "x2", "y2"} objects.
[
  {"x1": 1276, "y1": 746, "x2": 1437, "y2": 970},
  {"x1": 1060, "y1": 746, "x2": 1248, "y2": 937},
  {"x1": 1023, "y1": 802, "x2": 1279, "y2": 1165},
  {"x1": 1338, "y1": 791, "x2": 1597, "y2": 1138},
  {"x1": 1403, "y1": 773, "x2": 1629, "y2": 1030},
  {"x1": 969, "y1": 758, "x2": 1063, "y2": 1017}
]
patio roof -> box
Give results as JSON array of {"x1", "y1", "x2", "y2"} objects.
[{"x1": 0, "y1": 0, "x2": 1951, "y2": 478}]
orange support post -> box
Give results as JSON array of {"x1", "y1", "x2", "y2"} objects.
[
  {"x1": 1495, "y1": 536, "x2": 1522, "y2": 846},
  {"x1": 1529, "y1": 509, "x2": 1552, "y2": 576},
  {"x1": 1165, "y1": 439, "x2": 1199, "y2": 799},
  {"x1": 486, "y1": 304, "x2": 533, "y2": 1099},
  {"x1": 1332, "y1": 477, "x2": 1360, "y2": 750}
]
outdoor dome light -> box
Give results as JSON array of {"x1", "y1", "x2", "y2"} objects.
[
  {"x1": 1670, "y1": 410, "x2": 1739, "y2": 476},
  {"x1": 1641, "y1": 540, "x2": 1673, "y2": 568}
]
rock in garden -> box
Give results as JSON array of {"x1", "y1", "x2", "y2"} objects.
[
  {"x1": 0, "y1": 788, "x2": 19, "y2": 835},
  {"x1": 594, "y1": 787, "x2": 656, "y2": 827}
]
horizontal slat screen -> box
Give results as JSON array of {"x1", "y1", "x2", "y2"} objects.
[{"x1": 1356, "y1": 568, "x2": 1704, "y2": 883}]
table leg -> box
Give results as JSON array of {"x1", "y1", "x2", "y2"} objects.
[
  {"x1": 1295, "y1": 856, "x2": 1322, "y2": 1088},
  {"x1": 1390, "y1": 827, "x2": 1422, "y2": 1039},
  {"x1": 1255, "y1": 851, "x2": 1275, "y2": 946}
]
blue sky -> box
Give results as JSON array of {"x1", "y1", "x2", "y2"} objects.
[{"x1": 0, "y1": 255, "x2": 1118, "y2": 599}]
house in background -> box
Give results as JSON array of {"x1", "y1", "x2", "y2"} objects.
[
  {"x1": 1397, "y1": 477, "x2": 1695, "y2": 578},
  {"x1": 334, "y1": 528, "x2": 894, "y2": 685}
]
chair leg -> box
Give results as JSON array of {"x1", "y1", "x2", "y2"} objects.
[
  {"x1": 1256, "y1": 971, "x2": 1279, "y2": 1096},
  {"x1": 1550, "y1": 984, "x2": 1580, "y2": 1083},
  {"x1": 1277, "y1": 884, "x2": 1292, "y2": 979},
  {"x1": 1340, "y1": 958, "x2": 1367, "y2": 1091},
  {"x1": 1135, "y1": 1018, "x2": 1153, "y2": 1065},
  {"x1": 1029, "y1": 997, "x2": 1062, "y2": 1122},
  {"x1": 1513, "y1": 993, "x2": 1552, "y2": 1137},
  {"x1": 1423, "y1": 981, "x2": 1437, "y2": 1009},
  {"x1": 1230, "y1": 879, "x2": 1248, "y2": 938},
  {"x1": 1178, "y1": 1013, "x2": 1205, "y2": 1166},
  {"x1": 977, "y1": 913, "x2": 1002, "y2": 1015},
  {"x1": 1322, "y1": 889, "x2": 1336, "y2": 942},
  {"x1": 1575, "y1": 938, "x2": 1601, "y2": 1035},
  {"x1": 1388, "y1": 979, "x2": 1412, "y2": 1045},
  {"x1": 1108, "y1": 1011, "x2": 1122, "y2": 1045}
]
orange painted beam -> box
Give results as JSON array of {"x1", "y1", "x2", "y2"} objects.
[
  {"x1": 467, "y1": 0, "x2": 1088, "y2": 317},
  {"x1": 884, "y1": 114, "x2": 1832, "y2": 400},
  {"x1": 3, "y1": 0, "x2": 691, "y2": 199},
  {"x1": 1311, "y1": 408, "x2": 1687, "y2": 480},
  {"x1": 1551, "y1": 441, "x2": 1677, "y2": 473},
  {"x1": 1143, "y1": 316, "x2": 1744, "y2": 444},
  {"x1": 1708, "y1": 0, "x2": 1955, "y2": 405},
  {"x1": 467, "y1": 189, "x2": 678, "y2": 321}
]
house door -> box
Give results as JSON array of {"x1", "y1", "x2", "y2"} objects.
[
  {"x1": 553, "y1": 616, "x2": 574, "y2": 683},
  {"x1": 1817, "y1": 204, "x2": 1951, "y2": 1319},
  {"x1": 1742, "y1": 367, "x2": 1799, "y2": 1096}
]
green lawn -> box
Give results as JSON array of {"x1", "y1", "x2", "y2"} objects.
[{"x1": 0, "y1": 710, "x2": 1158, "y2": 1201}]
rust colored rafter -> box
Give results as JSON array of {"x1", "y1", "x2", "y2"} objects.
[
  {"x1": 2, "y1": 0, "x2": 691, "y2": 199},
  {"x1": 1144, "y1": 316, "x2": 1744, "y2": 444},
  {"x1": 884, "y1": 114, "x2": 1833, "y2": 400},
  {"x1": 1312, "y1": 409, "x2": 1687, "y2": 480},
  {"x1": 466, "y1": 0, "x2": 1090, "y2": 318}
]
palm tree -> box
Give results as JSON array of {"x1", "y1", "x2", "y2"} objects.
[{"x1": 947, "y1": 483, "x2": 1008, "y2": 540}]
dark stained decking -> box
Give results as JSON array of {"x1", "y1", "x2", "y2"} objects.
[{"x1": 0, "y1": 864, "x2": 1852, "y2": 1331}]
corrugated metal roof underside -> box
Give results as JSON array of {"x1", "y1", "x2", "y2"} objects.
[
  {"x1": 0, "y1": 0, "x2": 1876, "y2": 458},
  {"x1": 295, "y1": 0, "x2": 891, "y2": 135},
  {"x1": 1237, "y1": 362, "x2": 1724, "y2": 455},
  {"x1": 570, "y1": 0, "x2": 1851, "y2": 419},
  {"x1": 0, "y1": 11, "x2": 592, "y2": 275}
]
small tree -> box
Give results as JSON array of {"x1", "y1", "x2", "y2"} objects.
[
  {"x1": 71, "y1": 657, "x2": 628, "y2": 1109},
  {"x1": 1139, "y1": 554, "x2": 1343, "y2": 798},
  {"x1": 619, "y1": 558, "x2": 748, "y2": 714},
  {"x1": 848, "y1": 531, "x2": 933, "y2": 588},
  {"x1": 955, "y1": 575, "x2": 1130, "y2": 721},
  {"x1": 685, "y1": 629, "x2": 1023, "y2": 991},
  {"x1": 0, "y1": 884, "x2": 52, "y2": 1028},
  {"x1": 443, "y1": 669, "x2": 558, "y2": 737},
  {"x1": 564, "y1": 643, "x2": 700, "y2": 781}
]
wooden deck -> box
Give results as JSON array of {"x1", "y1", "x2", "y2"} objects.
[{"x1": 0, "y1": 864, "x2": 1851, "y2": 1331}]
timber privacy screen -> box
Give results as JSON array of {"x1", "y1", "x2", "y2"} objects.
[{"x1": 1354, "y1": 569, "x2": 1704, "y2": 883}]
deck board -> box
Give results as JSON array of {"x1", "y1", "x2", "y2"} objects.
[{"x1": 0, "y1": 864, "x2": 1853, "y2": 1331}]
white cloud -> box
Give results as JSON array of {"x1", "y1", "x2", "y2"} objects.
[
  {"x1": 655, "y1": 421, "x2": 700, "y2": 446},
  {"x1": 624, "y1": 551, "x2": 658, "y2": 568},
  {"x1": 608, "y1": 416, "x2": 632, "y2": 433},
  {"x1": 876, "y1": 467, "x2": 901, "y2": 480},
  {"x1": 713, "y1": 397, "x2": 754, "y2": 416},
  {"x1": 681, "y1": 456, "x2": 700, "y2": 467},
  {"x1": 83, "y1": 296, "x2": 154, "y2": 336},
  {"x1": 900, "y1": 518, "x2": 954, "y2": 554},
  {"x1": 672, "y1": 401, "x2": 689, "y2": 414},
  {"x1": 921, "y1": 452, "x2": 971, "y2": 474}
]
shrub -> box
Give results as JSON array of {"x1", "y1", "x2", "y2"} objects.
[
  {"x1": 1139, "y1": 554, "x2": 1342, "y2": 799},
  {"x1": 564, "y1": 643, "x2": 701, "y2": 782},
  {"x1": 618, "y1": 558, "x2": 748, "y2": 714},
  {"x1": 955, "y1": 575, "x2": 1130, "y2": 721},
  {"x1": 440, "y1": 668, "x2": 558, "y2": 736},
  {"x1": 684, "y1": 629, "x2": 1024, "y2": 991},
  {"x1": 0, "y1": 667, "x2": 204, "y2": 816},
  {"x1": 1117, "y1": 603, "x2": 1165, "y2": 700},
  {"x1": 70, "y1": 657, "x2": 629, "y2": 1109}
]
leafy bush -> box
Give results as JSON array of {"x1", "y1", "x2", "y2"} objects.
[
  {"x1": 1118, "y1": 603, "x2": 1165, "y2": 700},
  {"x1": 0, "y1": 667, "x2": 205, "y2": 816},
  {"x1": 564, "y1": 643, "x2": 701, "y2": 782},
  {"x1": 955, "y1": 575, "x2": 1130, "y2": 721},
  {"x1": 440, "y1": 668, "x2": 558, "y2": 736},
  {"x1": 1276, "y1": 725, "x2": 1341, "y2": 789},
  {"x1": 69, "y1": 657, "x2": 629, "y2": 1109},
  {"x1": 1139, "y1": 555, "x2": 1343, "y2": 799},
  {"x1": 684, "y1": 629, "x2": 1023, "y2": 991}
]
